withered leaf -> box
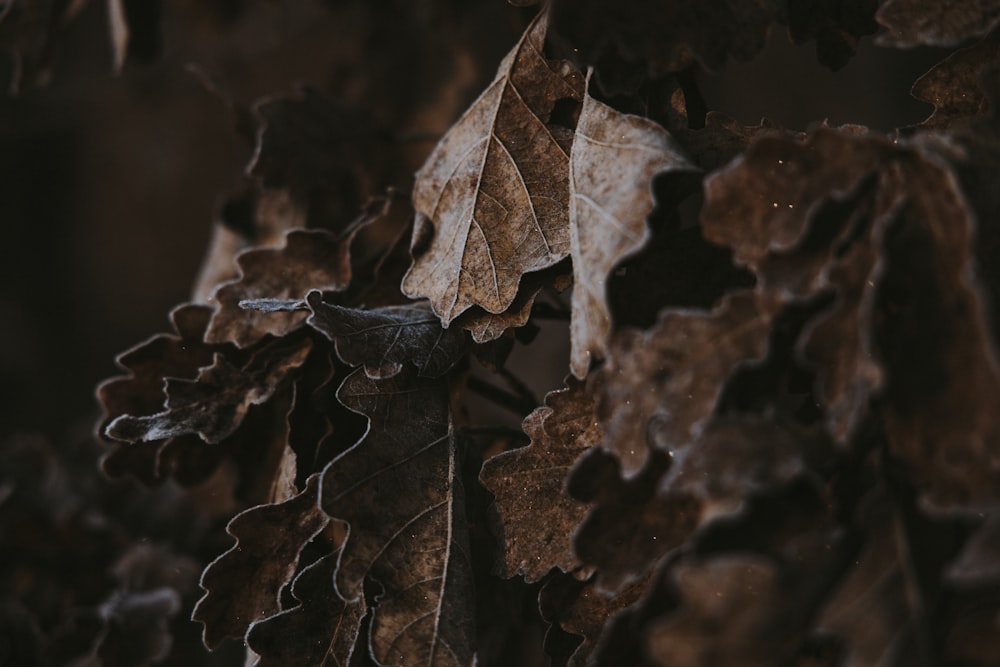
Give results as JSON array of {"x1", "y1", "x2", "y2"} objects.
[
  {"x1": 205, "y1": 229, "x2": 355, "y2": 348},
  {"x1": 479, "y1": 378, "x2": 600, "y2": 582},
  {"x1": 322, "y1": 368, "x2": 475, "y2": 667},
  {"x1": 568, "y1": 81, "x2": 696, "y2": 378},
  {"x1": 403, "y1": 12, "x2": 584, "y2": 325},
  {"x1": 193, "y1": 474, "x2": 329, "y2": 648},
  {"x1": 539, "y1": 573, "x2": 648, "y2": 667},
  {"x1": 785, "y1": 0, "x2": 879, "y2": 70},
  {"x1": 911, "y1": 28, "x2": 1000, "y2": 128},
  {"x1": 246, "y1": 552, "x2": 366, "y2": 667},
  {"x1": 304, "y1": 290, "x2": 468, "y2": 379},
  {"x1": 946, "y1": 514, "x2": 1000, "y2": 584},
  {"x1": 646, "y1": 557, "x2": 804, "y2": 667},
  {"x1": 248, "y1": 87, "x2": 376, "y2": 197},
  {"x1": 876, "y1": 0, "x2": 1000, "y2": 47},
  {"x1": 593, "y1": 290, "x2": 773, "y2": 478},
  {"x1": 97, "y1": 304, "x2": 227, "y2": 483},
  {"x1": 106, "y1": 335, "x2": 312, "y2": 445}
]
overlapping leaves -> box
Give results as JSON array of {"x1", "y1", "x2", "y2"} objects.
[{"x1": 88, "y1": 3, "x2": 1000, "y2": 667}]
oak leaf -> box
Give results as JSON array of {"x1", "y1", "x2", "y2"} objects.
[
  {"x1": 322, "y1": 368, "x2": 475, "y2": 667},
  {"x1": 592, "y1": 290, "x2": 773, "y2": 478},
  {"x1": 911, "y1": 28, "x2": 1000, "y2": 128},
  {"x1": 246, "y1": 552, "x2": 366, "y2": 667},
  {"x1": 105, "y1": 335, "x2": 312, "y2": 445},
  {"x1": 876, "y1": 0, "x2": 1000, "y2": 46},
  {"x1": 192, "y1": 474, "x2": 329, "y2": 648},
  {"x1": 403, "y1": 12, "x2": 584, "y2": 325},
  {"x1": 479, "y1": 378, "x2": 600, "y2": 582},
  {"x1": 568, "y1": 81, "x2": 696, "y2": 378}
]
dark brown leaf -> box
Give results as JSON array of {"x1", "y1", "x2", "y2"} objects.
[
  {"x1": 646, "y1": 557, "x2": 803, "y2": 667},
  {"x1": 403, "y1": 12, "x2": 584, "y2": 325},
  {"x1": 205, "y1": 230, "x2": 355, "y2": 348},
  {"x1": 304, "y1": 291, "x2": 468, "y2": 379},
  {"x1": 593, "y1": 290, "x2": 773, "y2": 478},
  {"x1": 248, "y1": 87, "x2": 376, "y2": 198},
  {"x1": 946, "y1": 514, "x2": 1000, "y2": 585},
  {"x1": 246, "y1": 552, "x2": 366, "y2": 667},
  {"x1": 480, "y1": 378, "x2": 600, "y2": 582},
  {"x1": 911, "y1": 28, "x2": 1000, "y2": 128},
  {"x1": 876, "y1": 0, "x2": 1000, "y2": 47},
  {"x1": 106, "y1": 336, "x2": 312, "y2": 445},
  {"x1": 97, "y1": 304, "x2": 228, "y2": 483},
  {"x1": 785, "y1": 0, "x2": 879, "y2": 70},
  {"x1": 568, "y1": 82, "x2": 697, "y2": 378},
  {"x1": 539, "y1": 573, "x2": 648, "y2": 667},
  {"x1": 193, "y1": 474, "x2": 329, "y2": 648},
  {"x1": 322, "y1": 368, "x2": 475, "y2": 667}
]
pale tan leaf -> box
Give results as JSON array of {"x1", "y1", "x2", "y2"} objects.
[
  {"x1": 568, "y1": 82, "x2": 696, "y2": 378},
  {"x1": 403, "y1": 12, "x2": 584, "y2": 325}
]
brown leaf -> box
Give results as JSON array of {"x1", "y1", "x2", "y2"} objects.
[
  {"x1": 248, "y1": 87, "x2": 376, "y2": 197},
  {"x1": 322, "y1": 368, "x2": 475, "y2": 666},
  {"x1": 568, "y1": 81, "x2": 696, "y2": 379},
  {"x1": 192, "y1": 474, "x2": 329, "y2": 648},
  {"x1": 593, "y1": 290, "x2": 773, "y2": 478},
  {"x1": 403, "y1": 12, "x2": 584, "y2": 325},
  {"x1": 205, "y1": 229, "x2": 355, "y2": 348},
  {"x1": 106, "y1": 335, "x2": 312, "y2": 445},
  {"x1": 911, "y1": 28, "x2": 1000, "y2": 128},
  {"x1": 304, "y1": 291, "x2": 469, "y2": 379},
  {"x1": 946, "y1": 514, "x2": 1000, "y2": 585},
  {"x1": 539, "y1": 573, "x2": 648, "y2": 667},
  {"x1": 876, "y1": 0, "x2": 1000, "y2": 47},
  {"x1": 479, "y1": 378, "x2": 600, "y2": 582},
  {"x1": 646, "y1": 557, "x2": 804, "y2": 667},
  {"x1": 785, "y1": 0, "x2": 880, "y2": 70},
  {"x1": 97, "y1": 304, "x2": 228, "y2": 483},
  {"x1": 246, "y1": 552, "x2": 366, "y2": 667}
]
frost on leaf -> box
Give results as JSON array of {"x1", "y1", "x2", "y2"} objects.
[
  {"x1": 246, "y1": 552, "x2": 366, "y2": 667},
  {"x1": 592, "y1": 291, "x2": 773, "y2": 478},
  {"x1": 303, "y1": 290, "x2": 468, "y2": 379},
  {"x1": 106, "y1": 335, "x2": 312, "y2": 445},
  {"x1": 403, "y1": 12, "x2": 584, "y2": 325},
  {"x1": 205, "y1": 229, "x2": 356, "y2": 348},
  {"x1": 479, "y1": 378, "x2": 600, "y2": 582},
  {"x1": 192, "y1": 474, "x2": 329, "y2": 648},
  {"x1": 322, "y1": 368, "x2": 475, "y2": 667},
  {"x1": 97, "y1": 303, "x2": 229, "y2": 483},
  {"x1": 876, "y1": 0, "x2": 1000, "y2": 47},
  {"x1": 568, "y1": 81, "x2": 696, "y2": 378}
]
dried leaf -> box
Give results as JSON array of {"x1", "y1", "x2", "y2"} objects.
[
  {"x1": 304, "y1": 291, "x2": 468, "y2": 379},
  {"x1": 568, "y1": 82, "x2": 696, "y2": 379},
  {"x1": 539, "y1": 574, "x2": 648, "y2": 667},
  {"x1": 876, "y1": 0, "x2": 1000, "y2": 47},
  {"x1": 193, "y1": 474, "x2": 329, "y2": 648},
  {"x1": 249, "y1": 87, "x2": 376, "y2": 197},
  {"x1": 480, "y1": 378, "x2": 600, "y2": 582},
  {"x1": 785, "y1": 0, "x2": 879, "y2": 70},
  {"x1": 403, "y1": 12, "x2": 584, "y2": 325},
  {"x1": 246, "y1": 552, "x2": 366, "y2": 667},
  {"x1": 97, "y1": 304, "x2": 227, "y2": 483},
  {"x1": 646, "y1": 557, "x2": 803, "y2": 667},
  {"x1": 205, "y1": 230, "x2": 355, "y2": 348},
  {"x1": 593, "y1": 291, "x2": 773, "y2": 478},
  {"x1": 946, "y1": 514, "x2": 1000, "y2": 584},
  {"x1": 106, "y1": 336, "x2": 312, "y2": 445},
  {"x1": 322, "y1": 368, "x2": 475, "y2": 666},
  {"x1": 911, "y1": 28, "x2": 1000, "y2": 128}
]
